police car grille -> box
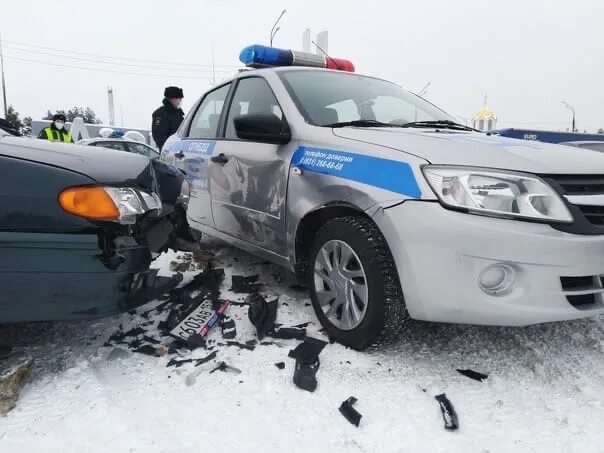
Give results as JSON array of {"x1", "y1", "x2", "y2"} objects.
[
  {"x1": 542, "y1": 174, "x2": 604, "y2": 228},
  {"x1": 574, "y1": 205, "x2": 604, "y2": 226},
  {"x1": 547, "y1": 175, "x2": 604, "y2": 195}
]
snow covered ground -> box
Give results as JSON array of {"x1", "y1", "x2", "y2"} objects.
[{"x1": 1, "y1": 244, "x2": 604, "y2": 453}]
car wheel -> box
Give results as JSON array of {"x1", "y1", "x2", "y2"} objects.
[{"x1": 307, "y1": 216, "x2": 408, "y2": 350}]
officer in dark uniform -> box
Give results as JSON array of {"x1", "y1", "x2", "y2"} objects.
[
  {"x1": 152, "y1": 86, "x2": 184, "y2": 150},
  {"x1": 38, "y1": 113, "x2": 74, "y2": 143}
]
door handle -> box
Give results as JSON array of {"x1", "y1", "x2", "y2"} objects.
[
  {"x1": 174, "y1": 151, "x2": 184, "y2": 159},
  {"x1": 211, "y1": 153, "x2": 229, "y2": 164}
]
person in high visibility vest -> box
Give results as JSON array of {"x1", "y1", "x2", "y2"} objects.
[{"x1": 38, "y1": 113, "x2": 74, "y2": 143}]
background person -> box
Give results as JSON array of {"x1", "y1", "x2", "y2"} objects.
[
  {"x1": 152, "y1": 86, "x2": 184, "y2": 150},
  {"x1": 38, "y1": 114, "x2": 73, "y2": 143}
]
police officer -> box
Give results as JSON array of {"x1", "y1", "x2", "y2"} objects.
[
  {"x1": 38, "y1": 113, "x2": 74, "y2": 143},
  {"x1": 152, "y1": 86, "x2": 184, "y2": 150}
]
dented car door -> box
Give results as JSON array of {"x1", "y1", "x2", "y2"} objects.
[{"x1": 209, "y1": 76, "x2": 290, "y2": 255}]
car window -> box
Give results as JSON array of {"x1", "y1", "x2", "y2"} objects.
[
  {"x1": 188, "y1": 84, "x2": 231, "y2": 139},
  {"x1": 225, "y1": 77, "x2": 283, "y2": 139},
  {"x1": 128, "y1": 142, "x2": 159, "y2": 158},
  {"x1": 280, "y1": 70, "x2": 453, "y2": 126},
  {"x1": 96, "y1": 141, "x2": 127, "y2": 151}
]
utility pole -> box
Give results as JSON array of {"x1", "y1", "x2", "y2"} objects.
[
  {"x1": 211, "y1": 41, "x2": 216, "y2": 86},
  {"x1": 107, "y1": 87, "x2": 115, "y2": 126},
  {"x1": 0, "y1": 34, "x2": 8, "y2": 118}
]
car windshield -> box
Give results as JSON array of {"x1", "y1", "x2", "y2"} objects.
[{"x1": 279, "y1": 70, "x2": 454, "y2": 127}]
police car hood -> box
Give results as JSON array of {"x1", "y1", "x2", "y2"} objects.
[{"x1": 333, "y1": 128, "x2": 604, "y2": 174}]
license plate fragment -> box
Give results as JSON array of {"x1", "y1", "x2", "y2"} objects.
[{"x1": 170, "y1": 300, "x2": 230, "y2": 341}]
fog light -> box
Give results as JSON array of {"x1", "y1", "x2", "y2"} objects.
[{"x1": 479, "y1": 264, "x2": 515, "y2": 295}]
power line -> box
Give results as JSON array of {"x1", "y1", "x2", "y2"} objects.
[
  {"x1": 3, "y1": 55, "x2": 216, "y2": 80},
  {"x1": 4, "y1": 39, "x2": 239, "y2": 69},
  {"x1": 2, "y1": 44, "x2": 236, "y2": 73}
]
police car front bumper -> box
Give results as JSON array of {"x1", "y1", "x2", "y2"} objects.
[{"x1": 373, "y1": 201, "x2": 604, "y2": 326}]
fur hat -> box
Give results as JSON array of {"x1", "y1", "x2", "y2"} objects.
[{"x1": 164, "y1": 86, "x2": 184, "y2": 99}]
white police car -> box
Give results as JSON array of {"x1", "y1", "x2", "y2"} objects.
[{"x1": 162, "y1": 44, "x2": 604, "y2": 350}]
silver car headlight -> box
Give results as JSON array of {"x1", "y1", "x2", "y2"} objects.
[
  {"x1": 422, "y1": 166, "x2": 573, "y2": 223},
  {"x1": 177, "y1": 179, "x2": 190, "y2": 205},
  {"x1": 105, "y1": 187, "x2": 162, "y2": 224}
]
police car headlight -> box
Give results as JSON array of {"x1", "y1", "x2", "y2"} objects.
[{"x1": 422, "y1": 166, "x2": 573, "y2": 223}]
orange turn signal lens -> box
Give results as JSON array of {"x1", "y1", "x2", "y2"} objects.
[{"x1": 59, "y1": 187, "x2": 120, "y2": 221}]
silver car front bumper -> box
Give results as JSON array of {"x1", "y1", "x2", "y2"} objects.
[{"x1": 374, "y1": 201, "x2": 604, "y2": 326}]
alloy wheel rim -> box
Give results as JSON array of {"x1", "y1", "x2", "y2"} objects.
[{"x1": 313, "y1": 240, "x2": 368, "y2": 331}]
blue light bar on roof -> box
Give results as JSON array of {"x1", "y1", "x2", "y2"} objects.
[
  {"x1": 239, "y1": 45, "x2": 293, "y2": 67},
  {"x1": 239, "y1": 44, "x2": 355, "y2": 72}
]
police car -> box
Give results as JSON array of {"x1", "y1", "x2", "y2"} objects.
[{"x1": 162, "y1": 44, "x2": 604, "y2": 350}]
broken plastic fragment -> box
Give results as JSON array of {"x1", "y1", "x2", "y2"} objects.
[
  {"x1": 457, "y1": 369, "x2": 488, "y2": 382},
  {"x1": 230, "y1": 275, "x2": 263, "y2": 293},
  {"x1": 247, "y1": 293, "x2": 278, "y2": 340},
  {"x1": 210, "y1": 361, "x2": 241, "y2": 374},
  {"x1": 275, "y1": 362, "x2": 285, "y2": 370},
  {"x1": 270, "y1": 327, "x2": 306, "y2": 340},
  {"x1": 435, "y1": 393, "x2": 459, "y2": 431},
  {"x1": 339, "y1": 397, "x2": 362, "y2": 427},
  {"x1": 193, "y1": 351, "x2": 218, "y2": 367},
  {"x1": 134, "y1": 345, "x2": 161, "y2": 357},
  {"x1": 289, "y1": 337, "x2": 328, "y2": 392},
  {"x1": 187, "y1": 334, "x2": 206, "y2": 351},
  {"x1": 220, "y1": 315, "x2": 237, "y2": 339}
]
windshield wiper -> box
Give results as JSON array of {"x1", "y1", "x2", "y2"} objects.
[
  {"x1": 322, "y1": 119, "x2": 397, "y2": 128},
  {"x1": 399, "y1": 120, "x2": 475, "y2": 131}
]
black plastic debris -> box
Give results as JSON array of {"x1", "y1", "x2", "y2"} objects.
[
  {"x1": 194, "y1": 351, "x2": 218, "y2": 367},
  {"x1": 435, "y1": 393, "x2": 459, "y2": 431},
  {"x1": 230, "y1": 274, "x2": 263, "y2": 294},
  {"x1": 134, "y1": 345, "x2": 161, "y2": 357},
  {"x1": 143, "y1": 335, "x2": 161, "y2": 345},
  {"x1": 128, "y1": 339, "x2": 143, "y2": 350},
  {"x1": 457, "y1": 369, "x2": 488, "y2": 382},
  {"x1": 289, "y1": 337, "x2": 328, "y2": 392},
  {"x1": 210, "y1": 361, "x2": 241, "y2": 374},
  {"x1": 339, "y1": 397, "x2": 362, "y2": 427},
  {"x1": 220, "y1": 316, "x2": 237, "y2": 339},
  {"x1": 168, "y1": 357, "x2": 192, "y2": 368},
  {"x1": 288, "y1": 337, "x2": 328, "y2": 360},
  {"x1": 247, "y1": 293, "x2": 278, "y2": 340},
  {"x1": 292, "y1": 322, "x2": 311, "y2": 329},
  {"x1": 167, "y1": 351, "x2": 218, "y2": 368},
  {"x1": 275, "y1": 362, "x2": 285, "y2": 370},
  {"x1": 225, "y1": 340, "x2": 256, "y2": 351},
  {"x1": 187, "y1": 334, "x2": 206, "y2": 351},
  {"x1": 270, "y1": 327, "x2": 306, "y2": 341}
]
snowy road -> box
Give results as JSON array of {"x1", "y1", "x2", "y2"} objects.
[{"x1": 1, "y1": 245, "x2": 603, "y2": 453}]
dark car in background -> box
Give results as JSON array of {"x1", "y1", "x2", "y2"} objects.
[
  {"x1": 0, "y1": 135, "x2": 193, "y2": 322},
  {"x1": 78, "y1": 138, "x2": 160, "y2": 159}
]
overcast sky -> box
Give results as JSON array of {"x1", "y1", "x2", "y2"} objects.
[{"x1": 1, "y1": 0, "x2": 603, "y2": 131}]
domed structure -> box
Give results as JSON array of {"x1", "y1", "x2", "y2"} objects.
[{"x1": 472, "y1": 95, "x2": 497, "y2": 131}]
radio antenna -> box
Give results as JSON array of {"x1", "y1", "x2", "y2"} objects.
[{"x1": 312, "y1": 40, "x2": 341, "y2": 70}]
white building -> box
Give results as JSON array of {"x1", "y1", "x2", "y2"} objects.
[{"x1": 472, "y1": 96, "x2": 498, "y2": 131}]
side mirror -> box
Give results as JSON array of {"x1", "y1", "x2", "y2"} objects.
[{"x1": 234, "y1": 114, "x2": 291, "y2": 145}]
